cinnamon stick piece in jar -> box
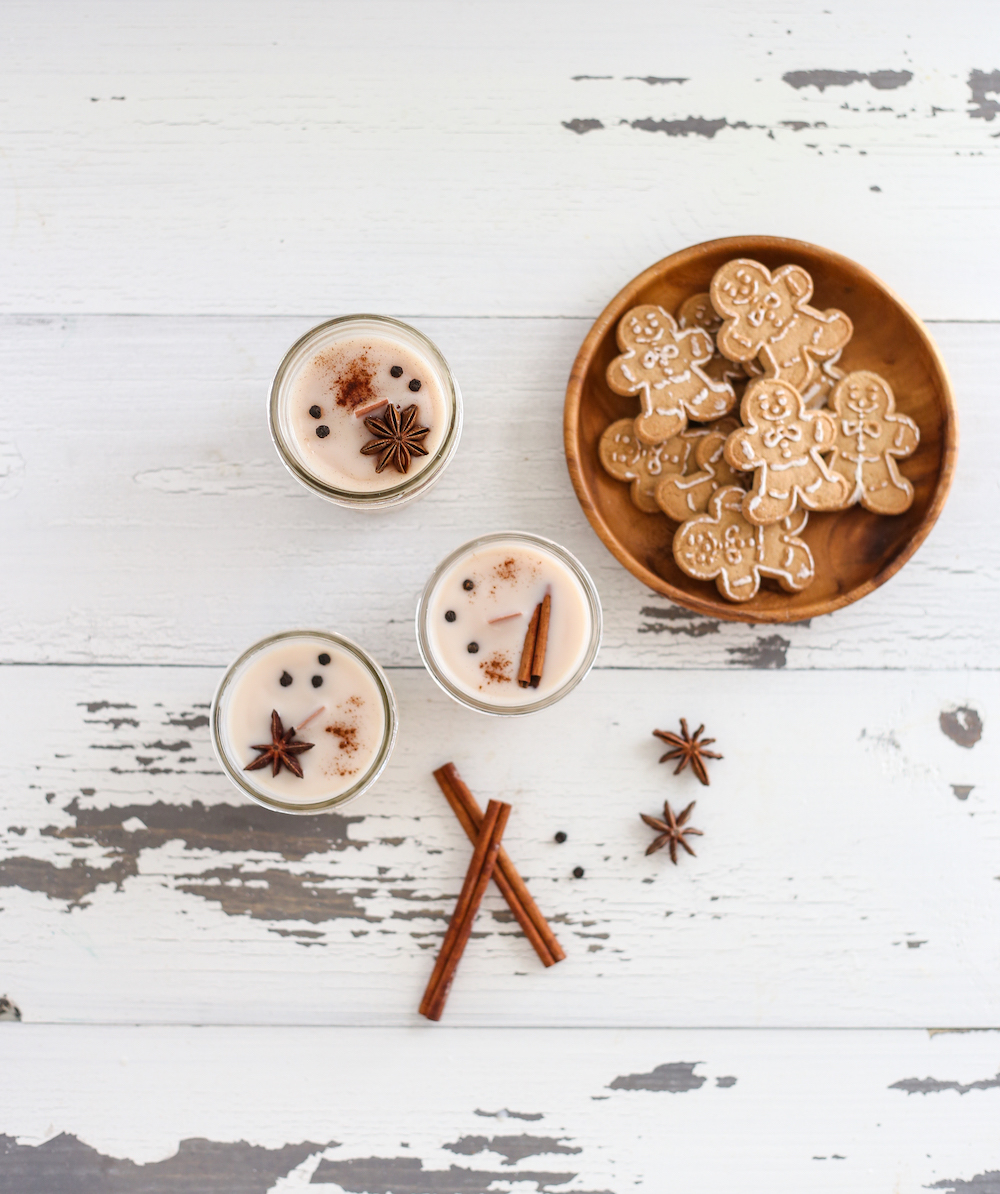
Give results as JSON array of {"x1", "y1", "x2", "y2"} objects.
[
  {"x1": 530, "y1": 592, "x2": 551, "y2": 688},
  {"x1": 517, "y1": 603, "x2": 541, "y2": 688}
]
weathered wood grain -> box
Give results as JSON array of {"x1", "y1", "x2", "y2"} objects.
[
  {"x1": 1, "y1": 664, "x2": 995, "y2": 1027},
  {"x1": 1, "y1": 1025, "x2": 998, "y2": 1192},
  {"x1": 0, "y1": 3, "x2": 998, "y2": 318},
  {"x1": 0, "y1": 317, "x2": 992, "y2": 669}
]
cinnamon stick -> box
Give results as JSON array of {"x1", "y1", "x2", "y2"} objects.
[
  {"x1": 517, "y1": 603, "x2": 541, "y2": 688},
  {"x1": 421, "y1": 799, "x2": 510, "y2": 1021},
  {"x1": 433, "y1": 763, "x2": 565, "y2": 966},
  {"x1": 530, "y1": 592, "x2": 551, "y2": 688}
]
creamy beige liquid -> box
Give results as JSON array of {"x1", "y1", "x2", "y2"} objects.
[
  {"x1": 284, "y1": 333, "x2": 448, "y2": 492},
  {"x1": 221, "y1": 637, "x2": 386, "y2": 803},
  {"x1": 425, "y1": 540, "x2": 593, "y2": 707}
]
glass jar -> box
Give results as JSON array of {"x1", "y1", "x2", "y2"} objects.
[
  {"x1": 268, "y1": 315, "x2": 463, "y2": 510},
  {"x1": 416, "y1": 532, "x2": 603, "y2": 716},
  {"x1": 211, "y1": 630, "x2": 397, "y2": 814}
]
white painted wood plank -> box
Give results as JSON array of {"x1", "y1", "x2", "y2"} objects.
[
  {"x1": 0, "y1": 2, "x2": 998, "y2": 317},
  {"x1": 1, "y1": 665, "x2": 995, "y2": 1027},
  {"x1": 1, "y1": 1025, "x2": 998, "y2": 1192},
  {"x1": 0, "y1": 316, "x2": 991, "y2": 669}
]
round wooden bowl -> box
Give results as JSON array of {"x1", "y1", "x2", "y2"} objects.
[{"x1": 564, "y1": 236, "x2": 958, "y2": 623}]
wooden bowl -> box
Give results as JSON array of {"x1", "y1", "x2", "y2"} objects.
[{"x1": 564, "y1": 236, "x2": 958, "y2": 623}]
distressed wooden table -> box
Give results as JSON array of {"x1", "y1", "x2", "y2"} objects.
[{"x1": 1, "y1": 3, "x2": 998, "y2": 1191}]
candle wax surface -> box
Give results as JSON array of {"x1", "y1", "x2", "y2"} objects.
[
  {"x1": 426, "y1": 541, "x2": 592, "y2": 707},
  {"x1": 223, "y1": 637, "x2": 386, "y2": 802},
  {"x1": 285, "y1": 333, "x2": 448, "y2": 492}
]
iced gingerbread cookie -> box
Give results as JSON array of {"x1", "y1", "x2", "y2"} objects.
[
  {"x1": 827, "y1": 371, "x2": 920, "y2": 514},
  {"x1": 676, "y1": 292, "x2": 746, "y2": 393},
  {"x1": 710, "y1": 259, "x2": 853, "y2": 395},
  {"x1": 724, "y1": 378, "x2": 851, "y2": 525},
  {"x1": 655, "y1": 419, "x2": 745, "y2": 521},
  {"x1": 598, "y1": 418, "x2": 697, "y2": 513},
  {"x1": 673, "y1": 486, "x2": 815, "y2": 603},
  {"x1": 606, "y1": 304, "x2": 737, "y2": 445}
]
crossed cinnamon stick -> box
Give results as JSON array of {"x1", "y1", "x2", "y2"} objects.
[{"x1": 420, "y1": 763, "x2": 565, "y2": 1021}]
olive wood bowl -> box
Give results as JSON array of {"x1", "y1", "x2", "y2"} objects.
[{"x1": 564, "y1": 235, "x2": 958, "y2": 624}]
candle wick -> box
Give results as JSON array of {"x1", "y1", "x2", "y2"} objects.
[
  {"x1": 295, "y1": 706, "x2": 326, "y2": 732},
  {"x1": 354, "y1": 397, "x2": 389, "y2": 419}
]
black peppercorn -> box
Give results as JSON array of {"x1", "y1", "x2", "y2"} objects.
[
  {"x1": 573, "y1": 866, "x2": 585, "y2": 879},
  {"x1": 408, "y1": 378, "x2": 421, "y2": 392},
  {"x1": 445, "y1": 610, "x2": 456, "y2": 622},
  {"x1": 316, "y1": 425, "x2": 330, "y2": 438},
  {"x1": 467, "y1": 642, "x2": 479, "y2": 654},
  {"x1": 390, "y1": 365, "x2": 403, "y2": 378},
  {"x1": 309, "y1": 405, "x2": 322, "y2": 418},
  {"x1": 462, "y1": 579, "x2": 474, "y2": 591},
  {"x1": 554, "y1": 831, "x2": 567, "y2": 843},
  {"x1": 318, "y1": 653, "x2": 331, "y2": 665},
  {"x1": 311, "y1": 675, "x2": 323, "y2": 688},
  {"x1": 279, "y1": 671, "x2": 293, "y2": 687}
]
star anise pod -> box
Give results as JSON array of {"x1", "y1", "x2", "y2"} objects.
[
  {"x1": 653, "y1": 718, "x2": 722, "y2": 786},
  {"x1": 641, "y1": 800, "x2": 703, "y2": 863},
  {"x1": 245, "y1": 709, "x2": 314, "y2": 779},
  {"x1": 360, "y1": 403, "x2": 430, "y2": 474}
]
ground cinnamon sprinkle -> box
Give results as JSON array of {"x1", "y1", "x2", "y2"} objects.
[
  {"x1": 325, "y1": 722, "x2": 360, "y2": 753},
  {"x1": 480, "y1": 651, "x2": 512, "y2": 684},
  {"x1": 493, "y1": 557, "x2": 519, "y2": 581},
  {"x1": 317, "y1": 348, "x2": 384, "y2": 410}
]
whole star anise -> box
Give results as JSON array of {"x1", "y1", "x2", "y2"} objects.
[
  {"x1": 653, "y1": 718, "x2": 722, "y2": 786},
  {"x1": 360, "y1": 403, "x2": 430, "y2": 474},
  {"x1": 245, "y1": 710, "x2": 314, "y2": 778},
  {"x1": 641, "y1": 800, "x2": 703, "y2": 863}
]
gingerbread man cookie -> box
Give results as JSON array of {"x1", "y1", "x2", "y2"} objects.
[
  {"x1": 676, "y1": 292, "x2": 746, "y2": 393},
  {"x1": 710, "y1": 259, "x2": 852, "y2": 395},
  {"x1": 827, "y1": 371, "x2": 920, "y2": 514},
  {"x1": 673, "y1": 486, "x2": 815, "y2": 602},
  {"x1": 606, "y1": 304, "x2": 738, "y2": 445},
  {"x1": 655, "y1": 418, "x2": 745, "y2": 521},
  {"x1": 724, "y1": 378, "x2": 851, "y2": 525},
  {"x1": 598, "y1": 418, "x2": 695, "y2": 513}
]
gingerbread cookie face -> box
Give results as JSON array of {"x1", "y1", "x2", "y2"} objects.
[
  {"x1": 598, "y1": 418, "x2": 693, "y2": 513},
  {"x1": 606, "y1": 304, "x2": 738, "y2": 446},
  {"x1": 655, "y1": 418, "x2": 745, "y2": 521},
  {"x1": 677, "y1": 292, "x2": 746, "y2": 394},
  {"x1": 724, "y1": 378, "x2": 851, "y2": 525},
  {"x1": 673, "y1": 486, "x2": 815, "y2": 602},
  {"x1": 828, "y1": 371, "x2": 920, "y2": 514},
  {"x1": 711, "y1": 259, "x2": 853, "y2": 394}
]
